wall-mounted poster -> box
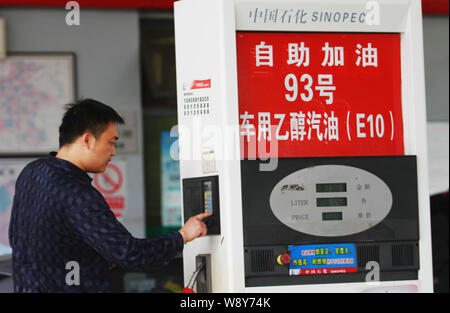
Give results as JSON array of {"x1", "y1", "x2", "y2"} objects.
[
  {"x1": 0, "y1": 53, "x2": 76, "y2": 154},
  {"x1": 0, "y1": 158, "x2": 34, "y2": 257},
  {"x1": 161, "y1": 131, "x2": 181, "y2": 227}
]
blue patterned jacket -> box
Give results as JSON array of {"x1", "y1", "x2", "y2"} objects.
[{"x1": 9, "y1": 152, "x2": 183, "y2": 292}]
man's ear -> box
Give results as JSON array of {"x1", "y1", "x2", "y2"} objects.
[{"x1": 81, "y1": 132, "x2": 95, "y2": 150}]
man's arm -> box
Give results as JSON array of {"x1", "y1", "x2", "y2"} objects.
[{"x1": 66, "y1": 190, "x2": 209, "y2": 271}]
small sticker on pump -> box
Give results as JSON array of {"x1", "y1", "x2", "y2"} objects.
[{"x1": 288, "y1": 243, "x2": 357, "y2": 275}]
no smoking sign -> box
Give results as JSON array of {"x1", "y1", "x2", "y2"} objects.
[
  {"x1": 94, "y1": 163, "x2": 123, "y2": 194},
  {"x1": 93, "y1": 161, "x2": 127, "y2": 219}
]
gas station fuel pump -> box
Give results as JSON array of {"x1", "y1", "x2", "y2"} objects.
[{"x1": 174, "y1": 0, "x2": 433, "y2": 292}]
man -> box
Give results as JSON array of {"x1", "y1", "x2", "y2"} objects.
[{"x1": 8, "y1": 98, "x2": 209, "y2": 292}]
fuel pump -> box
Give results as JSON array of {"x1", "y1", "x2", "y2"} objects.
[{"x1": 174, "y1": 0, "x2": 433, "y2": 292}]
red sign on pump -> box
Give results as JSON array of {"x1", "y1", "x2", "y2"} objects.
[{"x1": 236, "y1": 32, "x2": 404, "y2": 159}]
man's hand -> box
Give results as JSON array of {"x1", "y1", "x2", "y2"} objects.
[{"x1": 178, "y1": 212, "x2": 212, "y2": 243}]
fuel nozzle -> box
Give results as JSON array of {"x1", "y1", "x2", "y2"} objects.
[{"x1": 183, "y1": 261, "x2": 206, "y2": 293}]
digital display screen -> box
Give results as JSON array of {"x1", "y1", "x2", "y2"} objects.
[
  {"x1": 203, "y1": 181, "x2": 213, "y2": 214},
  {"x1": 322, "y1": 212, "x2": 343, "y2": 221},
  {"x1": 316, "y1": 197, "x2": 347, "y2": 207},
  {"x1": 316, "y1": 183, "x2": 347, "y2": 193}
]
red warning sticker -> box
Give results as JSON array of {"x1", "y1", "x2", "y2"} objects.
[{"x1": 93, "y1": 162, "x2": 126, "y2": 219}]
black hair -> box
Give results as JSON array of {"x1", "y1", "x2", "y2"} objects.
[{"x1": 58, "y1": 98, "x2": 124, "y2": 147}]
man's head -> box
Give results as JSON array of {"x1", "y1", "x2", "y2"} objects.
[{"x1": 58, "y1": 98, "x2": 124, "y2": 173}]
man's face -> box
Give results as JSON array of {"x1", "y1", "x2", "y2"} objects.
[{"x1": 86, "y1": 122, "x2": 119, "y2": 173}]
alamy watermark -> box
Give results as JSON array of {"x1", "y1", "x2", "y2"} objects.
[
  {"x1": 65, "y1": 1, "x2": 80, "y2": 26},
  {"x1": 65, "y1": 261, "x2": 80, "y2": 286},
  {"x1": 168, "y1": 121, "x2": 280, "y2": 172},
  {"x1": 365, "y1": 1, "x2": 380, "y2": 26},
  {"x1": 365, "y1": 261, "x2": 380, "y2": 283}
]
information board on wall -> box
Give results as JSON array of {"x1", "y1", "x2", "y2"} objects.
[
  {"x1": 289, "y1": 243, "x2": 357, "y2": 275},
  {"x1": 161, "y1": 131, "x2": 182, "y2": 227},
  {"x1": 0, "y1": 54, "x2": 75, "y2": 154},
  {"x1": 236, "y1": 32, "x2": 404, "y2": 158},
  {"x1": 92, "y1": 160, "x2": 127, "y2": 220},
  {"x1": 0, "y1": 159, "x2": 32, "y2": 250}
]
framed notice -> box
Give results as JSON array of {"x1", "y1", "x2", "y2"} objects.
[
  {"x1": 0, "y1": 53, "x2": 76, "y2": 155},
  {"x1": 0, "y1": 158, "x2": 35, "y2": 253}
]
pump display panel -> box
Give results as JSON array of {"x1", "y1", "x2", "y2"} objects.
[
  {"x1": 236, "y1": 31, "x2": 418, "y2": 287},
  {"x1": 183, "y1": 175, "x2": 221, "y2": 235},
  {"x1": 241, "y1": 156, "x2": 419, "y2": 286}
]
